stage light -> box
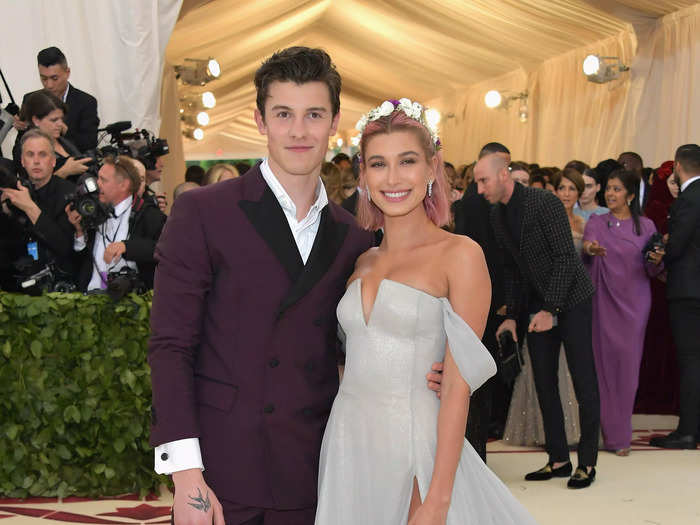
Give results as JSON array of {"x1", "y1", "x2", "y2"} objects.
[
  {"x1": 518, "y1": 103, "x2": 528, "y2": 123},
  {"x1": 182, "y1": 127, "x2": 204, "y2": 140},
  {"x1": 193, "y1": 128, "x2": 204, "y2": 140},
  {"x1": 583, "y1": 55, "x2": 629, "y2": 84},
  {"x1": 424, "y1": 108, "x2": 441, "y2": 128},
  {"x1": 175, "y1": 58, "x2": 222, "y2": 86},
  {"x1": 336, "y1": 138, "x2": 343, "y2": 148},
  {"x1": 202, "y1": 91, "x2": 216, "y2": 109},
  {"x1": 196, "y1": 111, "x2": 210, "y2": 126},
  {"x1": 485, "y1": 90, "x2": 502, "y2": 109}
]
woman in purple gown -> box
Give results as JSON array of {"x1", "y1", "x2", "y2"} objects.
[{"x1": 582, "y1": 169, "x2": 664, "y2": 455}]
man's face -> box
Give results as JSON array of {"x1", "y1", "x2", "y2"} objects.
[
  {"x1": 475, "y1": 155, "x2": 508, "y2": 204},
  {"x1": 146, "y1": 156, "x2": 164, "y2": 184},
  {"x1": 618, "y1": 153, "x2": 642, "y2": 178},
  {"x1": 97, "y1": 164, "x2": 129, "y2": 205},
  {"x1": 255, "y1": 80, "x2": 340, "y2": 180},
  {"x1": 21, "y1": 137, "x2": 56, "y2": 186},
  {"x1": 39, "y1": 64, "x2": 70, "y2": 99}
]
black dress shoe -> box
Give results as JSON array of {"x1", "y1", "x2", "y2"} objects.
[
  {"x1": 525, "y1": 461, "x2": 572, "y2": 481},
  {"x1": 567, "y1": 466, "x2": 596, "y2": 489},
  {"x1": 649, "y1": 431, "x2": 697, "y2": 450}
]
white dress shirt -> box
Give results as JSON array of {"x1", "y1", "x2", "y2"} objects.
[
  {"x1": 681, "y1": 175, "x2": 700, "y2": 193},
  {"x1": 74, "y1": 195, "x2": 136, "y2": 291},
  {"x1": 154, "y1": 158, "x2": 328, "y2": 474}
]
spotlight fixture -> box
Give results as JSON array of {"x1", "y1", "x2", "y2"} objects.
[
  {"x1": 484, "y1": 90, "x2": 528, "y2": 111},
  {"x1": 201, "y1": 91, "x2": 216, "y2": 109},
  {"x1": 582, "y1": 55, "x2": 629, "y2": 84},
  {"x1": 424, "y1": 108, "x2": 441, "y2": 128},
  {"x1": 175, "y1": 58, "x2": 221, "y2": 86},
  {"x1": 196, "y1": 111, "x2": 210, "y2": 126},
  {"x1": 183, "y1": 126, "x2": 204, "y2": 141},
  {"x1": 181, "y1": 112, "x2": 210, "y2": 128}
]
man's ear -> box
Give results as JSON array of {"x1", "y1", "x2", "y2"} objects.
[
  {"x1": 254, "y1": 109, "x2": 267, "y2": 135},
  {"x1": 65, "y1": 66, "x2": 71, "y2": 79},
  {"x1": 329, "y1": 111, "x2": 341, "y2": 137}
]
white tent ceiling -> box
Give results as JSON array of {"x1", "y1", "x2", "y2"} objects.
[{"x1": 166, "y1": 0, "x2": 698, "y2": 159}]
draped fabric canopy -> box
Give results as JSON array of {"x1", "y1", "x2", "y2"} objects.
[{"x1": 166, "y1": 0, "x2": 698, "y2": 166}]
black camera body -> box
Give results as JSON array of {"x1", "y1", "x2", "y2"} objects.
[
  {"x1": 0, "y1": 158, "x2": 38, "y2": 228},
  {"x1": 14, "y1": 259, "x2": 77, "y2": 295},
  {"x1": 65, "y1": 175, "x2": 112, "y2": 231},
  {"x1": 642, "y1": 232, "x2": 664, "y2": 261},
  {"x1": 106, "y1": 267, "x2": 145, "y2": 301}
]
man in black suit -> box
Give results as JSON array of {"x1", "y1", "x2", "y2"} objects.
[
  {"x1": 650, "y1": 144, "x2": 700, "y2": 449},
  {"x1": 618, "y1": 152, "x2": 650, "y2": 211},
  {"x1": 475, "y1": 145, "x2": 600, "y2": 489},
  {"x1": 15, "y1": 47, "x2": 99, "y2": 153}
]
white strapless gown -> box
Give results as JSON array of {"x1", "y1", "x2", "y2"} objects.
[{"x1": 315, "y1": 279, "x2": 539, "y2": 524}]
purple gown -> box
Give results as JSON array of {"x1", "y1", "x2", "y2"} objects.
[{"x1": 583, "y1": 213, "x2": 661, "y2": 449}]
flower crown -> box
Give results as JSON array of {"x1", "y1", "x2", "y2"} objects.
[{"x1": 355, "y1": 98, "x2": 441, "y2": 150}]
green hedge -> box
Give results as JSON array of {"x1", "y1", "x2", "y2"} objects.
[{"x1": 0, "y1": 291, "x2": 167, "y2": 498}]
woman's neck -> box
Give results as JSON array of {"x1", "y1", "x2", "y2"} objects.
[
  {"x1": 610, "y1": 207, "x2": 631, "y2": 220},
  {"x1": 579, "y1": 200, "x2": 598, "y2": 211},
  {"x1": 382, "y1": 207, "x2": 436, "y2": 252}
]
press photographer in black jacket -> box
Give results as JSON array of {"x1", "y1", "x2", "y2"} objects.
[
  {"x1": 1, "y1": 130, "x2": 76, "y2": 291},
  {"x1": 66, "y1": 155, "x2": 166, "y2": 292}
]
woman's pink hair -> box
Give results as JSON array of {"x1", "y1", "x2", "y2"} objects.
[{"x1": 356, "y1": 110, "x2": 449, "y2": 230}]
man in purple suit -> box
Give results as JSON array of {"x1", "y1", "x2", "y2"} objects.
[{"x1": 148, "y1": 48, "x2": 374, "y2": 524}]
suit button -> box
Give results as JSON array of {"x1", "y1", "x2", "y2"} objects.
[
  {"x1": 160, "y1": 453, "x2": 168, "y2": 461},
  {"x1": 302, "y1": 408, "x2": 313, "y2": 417},
  {"x1": 263, "y1": 404, "x2": 275, "y2": 414},
  {"x1": 269, "y1": 358, "x2": 280, "y2": 368},
  {"x1": 313, "y1": 318, "x2": 322, "y2": 327}
]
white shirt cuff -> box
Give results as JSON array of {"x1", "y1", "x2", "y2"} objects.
[
  {"x1": 73, "y1": 234, "x2": 86, "y2": 251},
  {"x1": 154, "y1": 437, "x2": 204, "y2": 475}
]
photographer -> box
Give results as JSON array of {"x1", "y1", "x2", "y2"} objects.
[
  {"x1": 0, "y1": 130, "x2": 76, "y2": 290},
  {"x1": 143, "y1": 154, "x2": 168, "y2": 213},
  {"x1": 67, "y1": 155, "x2": 166, "y2": 293}
]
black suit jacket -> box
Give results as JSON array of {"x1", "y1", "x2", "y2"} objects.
[
  {"x1": 19, "y1": 84, "x2": 99, "y2": 153},
  {"x1": 665, "y1": 178, "x2": 700, "y2": 302},
  {"x1": 490, "y1": 184, "x2": 594, "y2": 318},
  {"x1": 341, "y1": 190, "x2": 359, "y2": 215},
  {"x1": 76, "y1": 196, "x2": 166, "y2": 291}
]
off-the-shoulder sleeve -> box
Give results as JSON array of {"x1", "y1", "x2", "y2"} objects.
[{"x1": 441, "y1": 299, "x2": 497, "y2": 394}]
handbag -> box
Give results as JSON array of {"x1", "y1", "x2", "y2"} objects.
[{"x1": 497, "y1": 330, "x2": 523, "y2": 384}]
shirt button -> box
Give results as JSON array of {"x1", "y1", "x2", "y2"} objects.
[
  {"x1": 269, "y1": 358, "x2": 280, "y2": 368},
  {"x1": 161, "y1": 453, "x2": 168, "y2": 461},
  {"x1": 263, "y1": 404, "x2": 275, "y2": 414}
]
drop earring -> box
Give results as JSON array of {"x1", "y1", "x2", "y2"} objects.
[{"x1": 427, "y1": 180, "x2": 433, "y2": 198}]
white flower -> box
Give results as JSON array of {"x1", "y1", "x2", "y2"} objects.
[
  {"x1": 356, "y1": 115, "x2": 368, "y2": 131},
  {"x1": 377, "y1": 100, "x2": 395, "y2": 117},
  {"x1": 411, "y1": 102, "x2": 423, "y2": 119}
]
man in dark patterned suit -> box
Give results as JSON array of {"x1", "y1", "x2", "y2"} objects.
[{"x1": 474, "y1": 143, "x2": 600, "y2": 489}]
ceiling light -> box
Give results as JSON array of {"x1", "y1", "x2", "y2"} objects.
[
  {"x1": 193, "y1": 128, "x2": 204, "y2": 140},
  {"x1": 424, "y1": 108, "x2": 441, "y2": 128},
  {"x1": 196, "y1": 111, "x2": 210, "y2": 126},
  {"x1": 484, "y1": 90, "x2": 502, "y2": 109},
  {"x1": 182, "y1": 126, "x2": 204, "y2": 141},
  {"x1": 583, "y1": 55, "x2": 629, "y2": 84},
  {"x1": 336, "y1": 138, "x2": 343, "y2": 148},
  {"x1": 201, "y1": 91, "x2": 216, "y2": 109},
  {"x1": 175, "y1": 58, "x2": 222, "y2": 86}
]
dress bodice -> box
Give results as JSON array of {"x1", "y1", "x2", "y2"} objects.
[{"x1": 337, "y1": 279, "x2": 496, "y2": 397}]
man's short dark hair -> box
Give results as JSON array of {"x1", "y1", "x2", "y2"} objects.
[
  {"x1": 565, "y1": 160, "x2": 589, "y2": 173},
  {"x1": 185, "y1": 165, "x2": 206, "y2": 185},
  {"x1": 478, "y1": 142, "x2": 510, "y2": 159},
  {"x1": 332, "y1": 153, "x2": 350, "y2": 164},
  {"x1": 37, "y1": 47, "x2": 68, "y2": 69},
  {"x1": 675, "y1": 144, "x2": 700, "y2": 175},
  {"x1": 254, "y1": 47, "x2": 341, "y2": 118},
  {"x1": 618, "y1": 151, "x2": 643, "y2": 168}
]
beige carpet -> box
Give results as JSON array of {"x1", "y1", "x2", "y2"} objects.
[{"x1": 1, "y1": 416, "x2": 697, "y2": 524}]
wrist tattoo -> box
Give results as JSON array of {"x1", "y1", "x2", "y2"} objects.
[{"x1": 187, "y1": 488, "x2": 211, "y2": 513}]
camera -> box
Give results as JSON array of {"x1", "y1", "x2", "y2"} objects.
[
  {"x1": 106, "y1": 267, "x2": 145, "y2": 301},
  {"x1": 642, "y1": 232, "x2": 664, "y2": 261},
  {"x1": 65, "y1": 174, "x2": 113, "y2": 230},
  {"x1": 0, "y1": 158, "x2": 36, "y2": 228},
  {"x1": 14, "y1": 259, "x2": 77, "y2": 295}
]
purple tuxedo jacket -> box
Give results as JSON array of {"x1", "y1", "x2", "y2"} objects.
[{"x1": 148, "y1": 164, "x2": 373, "y2": 509}]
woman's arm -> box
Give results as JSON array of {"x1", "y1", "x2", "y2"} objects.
[{"x1": 414, "y1": 238, "x2": 490, "y2": 521}]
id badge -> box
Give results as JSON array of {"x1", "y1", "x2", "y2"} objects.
[{"x1": 27, "y1": 241, "x2": 39, "y2": 261}]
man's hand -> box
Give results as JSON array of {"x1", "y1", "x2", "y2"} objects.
[
  {"x1": 172, "y1": 469, "x2": 224, "y2": 525},
  {"x1": 1, "y1": 182, "x2": 41, "y2": 224},
  {"x1": 104, "y1": 241, "x2": 126, "y2": 264},
  {"x1": 427, "y1": 362, "x2": 443, "y2": 398},
  {"x1": 65, "y1": 204, "x2": 84, "y2": 237},
  {"x1": 13, "y1": 115, "x2": 28, "y2": 131},
  {"x1": 156, "y1": 193, "x2": 168, "y2": 213},
  {"x1": 496, "y1": 319, "x2": 517, "y2": 343},
  {"x1": 647, "y1": 247, "x2": 665, "y2": 265},
  {"x1": 528, "y1": 310, "x2": 554, "y2": 333}
]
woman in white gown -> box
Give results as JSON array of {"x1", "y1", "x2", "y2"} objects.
[{"x1": 315, "y1": 99, "x2": 538, "y2": 524}]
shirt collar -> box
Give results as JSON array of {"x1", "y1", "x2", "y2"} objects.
[
  {"x1": 260, "y1": 158, "x2": 327, "y2": 219},
  {"x1": 681, "y1": 175, "x2": 700, "y2": 193},
  {"x1": 113, "y1": 195, "x2": 133, "y2": 217},
  {"x1": 61, "y1": 84, "x2": 70, "y2": 103},
  {"x1": 506, "y1": 180, "x2": 524, "y2": 208}
]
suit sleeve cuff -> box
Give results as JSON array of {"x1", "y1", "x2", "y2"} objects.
[{"x1": 154, "y1": 438, "x2": 204, "y2": 475}]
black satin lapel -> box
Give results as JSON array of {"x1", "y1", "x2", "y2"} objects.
[
  {"x1": 239, "y1": 186, "x2": 303, "y2": 282},
  {"x1": 277, "y1": 207, "x2": 349, "y2": 316}
]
